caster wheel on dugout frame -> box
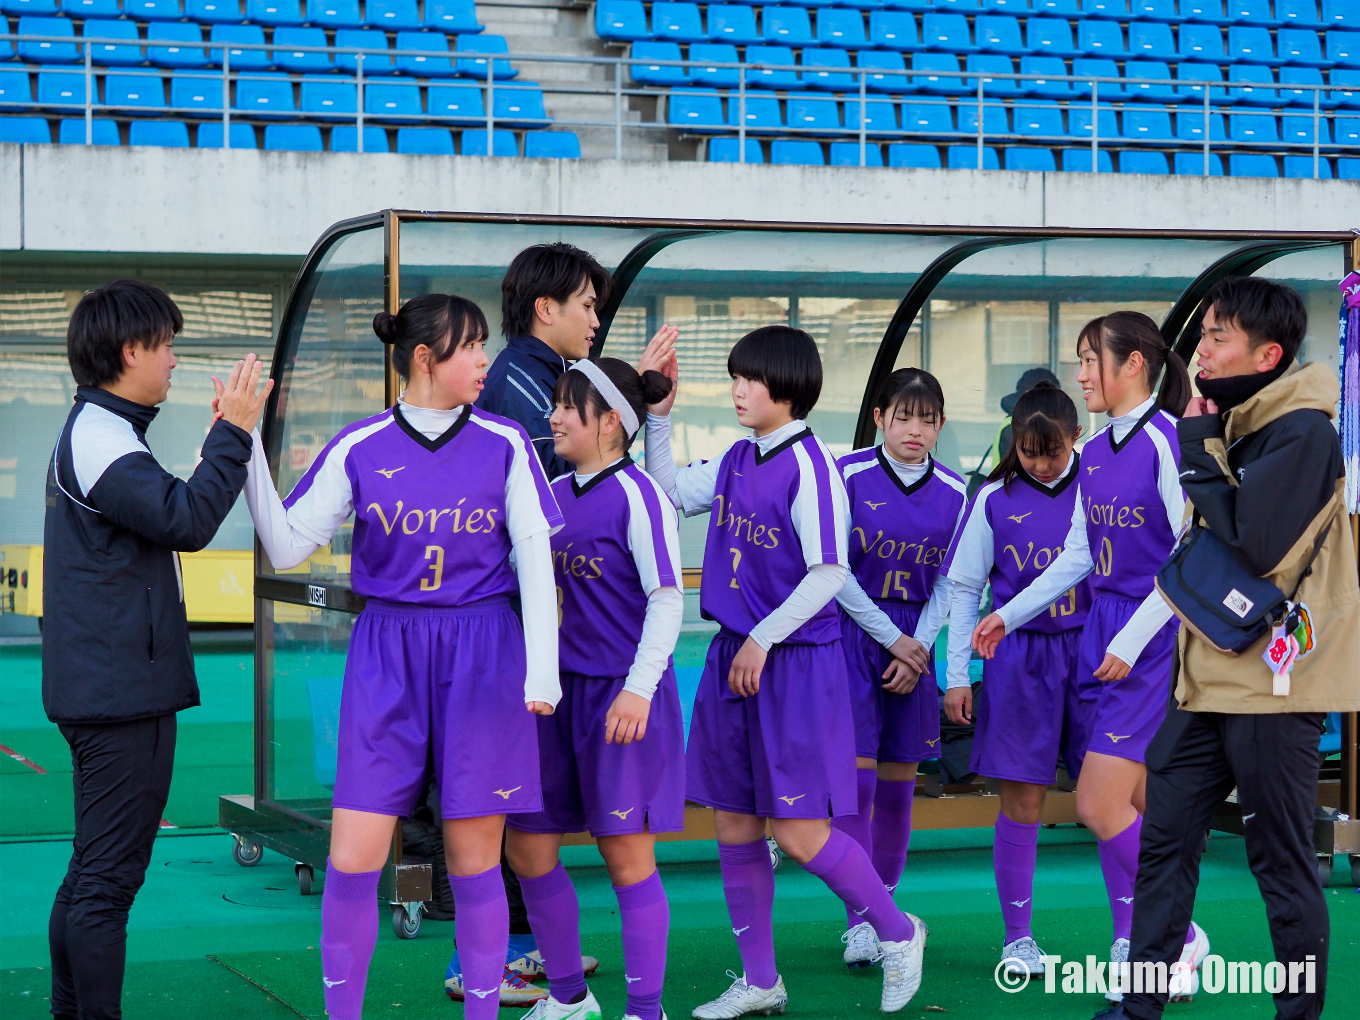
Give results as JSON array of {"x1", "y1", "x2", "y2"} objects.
[
  {"x1": 392, "y1": 902, "x2": 423, "y2": 939},
  {"x1": 296, "y1": 863, "x2": 314, "y2": 896},
  {"x1": 232, "y1": 836, "x2": 263, "y2": 867},
  {"x1": 1316, "y1": 854, "x2": 1332, "y2": 888},
  {"x1": 766, "y1": 835, "x2": 783, "y2": 872}
]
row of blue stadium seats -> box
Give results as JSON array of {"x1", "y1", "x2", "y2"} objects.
[
  {"x1": 597, "y1": 4, "x2": 1355, "y2": 66},
  {"x1": 705, "y1": 136, "x2": 1350, "y2": 177},
  {"x1": 0, "y1": 0, "x2": 482, "y2": 31},
  {"x1": 0, "y1": 66, "x2": 544, "y2": 118},
  {"x1": 3, "y1": 19, "x2": 515, "y2": 75},
  {"x1": 626, "y1": 44, "x2": 1357, "y2": 105},
  {"x1": 602, "y1": 1, "x2": 1352, "y2": 26},
  {"x1": 667, "y1": 89, "x2": 1354, "y2": 142}
]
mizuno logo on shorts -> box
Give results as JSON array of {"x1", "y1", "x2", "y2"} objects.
[
  {"x1": 610, "y1": 807, "x2": 634, "y2": 820},
  {"x1": 493, "y1": 786, "x2": 523, "y2": 799},
  {"x1": 778, "y1": 794, "x2": 806, "y2": 805},
  {"x1": 1105, "y1": 733, "x2": 1131, "y2": 743}
]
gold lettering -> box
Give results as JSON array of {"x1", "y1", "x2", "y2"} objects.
[
  {"x1": 428, "y1": 508, "x2": 453, "y2": 533},
  {"x1": 1004, "y1": 542, "x2": 1034, "y2": 572},
  {"x1": 1116, "y1": 507, "x2": 1130, "y2": 527},
  {"x1": 420, "y1": 545, "x2": 444, "y2": 591},
  {"x1": 555, "y1": 584, "x2": 564, "y2": 628},
  {"x1": 1131, "y1": 507, "x2": 1145, "y2": 527},
  {"x1": 714, "y1": 493, "x2": 727, "y2": 526},
  {"x1": 587, "y1": 557, "x2": 603, "y2": 579},
  {"x1": 483, "y1": 508, "x2": 497, "y2": 532},
  {"x1": 765, "y1": 527, "x2": 780, "y2": 549},
  {"x1": 728, "y1": 547, "x2": 742, "y2": 588},
  {"x1": 367, "y1": 500, "x2": 404, "y2": 536},
  {"x1": 465, "y1": 508, "x2": 484, "y2": 533},
  {"x1": 1096, "y1": 536, "x2": 1114, "y2": 577},
  {"x1": 401, "y1": 508, "x2": 425, "y2": 534},
  {"x1": 752, "y1": 524, "x2": 766, "y2": 545},
  {"x1": 571, "y1": 554, "x2": 587, "y2": 577},
  {"x1": 1035, "y1": 546, "x2": 1052, "y2": 570}
]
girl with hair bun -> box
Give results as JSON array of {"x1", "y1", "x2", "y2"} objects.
[
  {"x1": 504, "y1": 357, "x2": 685, "y2": 1020},
  {"x1": 242, "y1": 292, "x2": 564, "y2": 1020}
]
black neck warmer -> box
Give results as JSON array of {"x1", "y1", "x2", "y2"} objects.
[{"x1": 1196, "y1": 359, "x2": 1292, "y2": 416}]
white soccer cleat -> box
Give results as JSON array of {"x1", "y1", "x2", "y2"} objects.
[
  {"x1": 522, "y1": 990, "x2": 603, "y2": 1020},
  {"x1": 1169, "y1": 921, "x2": 1211, "y2": 1002},
  {"x1": 1000, "y1": 935, "x2": 1047, "y2": 978},
  {"x1": 509, "y1": 948, "x2": 602, "y2": 979},
  {"x1": 690, "y1": 971, "x2": 788, "y2": 1019},
  {"x1": 1106, "y1": 938, "x2": 1130, "y2": 1003},
  {"x1": 445, "y1": 963, "x2": 549, "y2": 1006},
  {"x1": 842, "y1": 920, "x2": 880, "y2": 967},
  {"x1": 878, "y1": 913, "x2": 927, "y2": 1014}
]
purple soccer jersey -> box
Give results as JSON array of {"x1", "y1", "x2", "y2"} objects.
[
  {"x1": 839, "y1": 449, "x2": 966, "y2": 607},
  {"x1": 699, "y1": 430, "x2": 847, "y2": 644},
  {"x1": 281, "y1": 406, "x2": 562, "y2": 606},
  {"x1": 550, "y1": 460, "x2": 682, "y2": 679}
]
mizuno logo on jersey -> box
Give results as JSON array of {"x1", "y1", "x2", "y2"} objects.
[
  {"x1": 865, "y1": 500, "x2": 887, "y2": 510},
  {"x1": 375, "y1": 466, "x2": 405, "y2": 478},
  {"x1": 493, "y1": 786, "x2": 523, "y2": 799},
  {"x1": 1105, "y1": 733, "x2": 1131, "y2": 744},
  {"x1": 1087, "y1": 465, "x2": 1101, "y2": 474},
  {"x1": 778, "y1": 794, "x2": 806, "y2": 805},
  {"x1": 610, "y1": 807, "x2": 635, "y2": 820},
  {"x1": 1007, "y1": 512, "x2": 1032, "y2": 524}
]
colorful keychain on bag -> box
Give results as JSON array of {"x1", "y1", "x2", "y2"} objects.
[{"x1": 1262, "y1": 601, "x2": 1315, "y2": 696}]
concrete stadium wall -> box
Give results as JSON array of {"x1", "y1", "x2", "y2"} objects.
[{"x1": 1, "y1": 143, "x2": 1356, "y2": 258}]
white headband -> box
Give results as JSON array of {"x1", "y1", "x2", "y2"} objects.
[{"x1": 569, "y1": 360, "x2": 640, "y2": 438}]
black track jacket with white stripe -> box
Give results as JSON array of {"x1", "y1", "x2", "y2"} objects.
[{"x1": 42, "y1": 386, "x2": 251, "y2": 724}]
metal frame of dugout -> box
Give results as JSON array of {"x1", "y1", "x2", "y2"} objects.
[{"x1": 221, "y1": 212, "x2": 1360, "y2": 937}]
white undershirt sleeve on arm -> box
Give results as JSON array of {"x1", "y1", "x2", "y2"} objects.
[
  {"x1": 913, "y1": 575, "x2": 956, "y2": 650},
  {"x1": 995, "y1": 491, "x2": 1095, "y2": 633},
  {"x1": 245, "y1": 429, "x2": 326, "y2": 570},
  {"x1": 619, "y1": 470, "x2": 685, "y2": 700},
  {"x1": 623, "y1": 586, "x2": 685, "y2": 701},
  {"x1": 1106, "y1": 589, "x2": 1176, "y2": 667},
  {"x1": 748, "y1": 562, "x2": 849, "y2": 649},
  {"x1": 513, "y1": 529, "x2": 561, "y2": 707},
  {"x1": 643, "y1": 413, "x2": 681, "y2": 506},
  {"x1": 945, "y1": 581, "x2": 984, "y2": 690},
  {"x1": 1153, "y1": 431, "x2": 1187, "y2": 535},
  {"x1": 644, "y1": 412, "x2": 722, "y2": 517},
  {"x1": 835, "y1": 572, "x2": 905, "y2": 650}
]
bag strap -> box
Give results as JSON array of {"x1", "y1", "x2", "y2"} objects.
[{"x1": 1286, "y1": 515, "x2": 1333, "y2": 603}]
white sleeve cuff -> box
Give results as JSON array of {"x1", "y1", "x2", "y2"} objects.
[
  {"x1": 1106, "y1": 589, "x2": 1176, "y2": 668},
  {"x1": 513, "y1": 530, "x2": 561, "y2": 707},
  {"x1": 749, "y1": 562, "x2": 848, "y2": 649},
  {"x1": 622, "y1": 586, "x2": 685, "y2": 701},
  {"x1": 835, "y1": 573, "x2": 904, "y2": 650},
  {"x1": 945, "y1": 581, "x2": 984, "y2": 690},
  {"x1": 245, "y1": 429, "x2": 322, "y2": 570}
]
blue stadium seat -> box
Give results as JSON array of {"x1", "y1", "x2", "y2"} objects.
[
  {"x1": 652, "y1": 3, "x2": 706, "y2": 43},
  {"x1": 887, "y1": 142, "x2": 942, "y2": 167},
  {"x1": 1229, "y1": 109, "x2": 1278, "y2": 142},
  {"x1": 1060, "y1": 146, "x2": 1113, "y2": 169},
  {"x1": 1174, "y1": 150, "x2": 1224, "y2": 174},
  {"x1": 1178, "y1": 22, "x2": 1225, "y2": 62},
  {"x1": 1335, "y1": 115, "x2": 1360, "y2": 143},
  {"x1": 0, "y1": 116, "x2": 51, "y2": 142},
  {"x1": 966, "y1": 53, "x2": 1023, "y2": 96},
  {"x1": 901, "y1": 100, "x2": 955, "y2": 136},
  {"x1": 843, "y1": 96, "x2": 897, "y2": 133},
  {"x1": 1005, "y1": 146, "x2": 1058, "y2": 170},
  {"x1": 1120, "y1": 150, "x2": 1169, "y2": 173},
  {"x1": 1279, "y1": 66, "x2": 1326, "y2": 106},
  {"x1": 982, "y1": 0, "x2": 1031, "y2": 11},
  {"x1": 1078, "y1": 20, "x2": 1127, "y2": 58},
  {"x1": 668, "y1": 88, "x2": 725, "y2": 129},
  {"x1": 975, "y1": 15, "x2": 1026, "y2": 55},
  {"x1": 1129, "y1": 0, "x2": 1181, "y2": 20},
  {"x1": 771, "y1": 138, "x2": 825, "y2": 163},
  {"x1": 1081, "y1": 0, "x2": 1128, "y2": 18},
  {"x1": 708, "y1": 5, "x2": 762, "y2": 46},
  {"x1": 1020, "y1": 55, "x2": 1075, "y2": 97},
  {"x1": 525, "y1": 131, "x2": 580, "y2": 158},
  {"x1": 801, "y1": 48, "x2": 855, "y2": 89},
  {"x1": 1178, "y1": 1, "x2": 1233, "y2": 25},
  {"x1": 626, "y1": 42, "x2": 688, "y2": 87},
  {"x1": 1282, "y1": 154, "x2": 1331, "y2": 177},
  {"x1": 958, "y1": 101, "x2": 1010, "y2": 134},
  {"x1": 1027, "y1": 18, "x2": 1081, "y2": 57},
  {"x1": 1277, "y1": 29, "x2": 1329, "y2": 67},
  {"x1": 1, "y1": 0, "x2": 57, "y2": 10},
  {"x1": 364, "y1": 78, "x2": 421, "y2": 119},
  {"x1": 1175, "y1": 62, "x2": 1228, "y2": 104},
  {"x1": 1032, "y1": 0, "x2": 1081, "y2": 13},
  {"x1": 911, "y1": 52, "x2": 968, "y2": 94},
  {"x1": 461, "y1": 127, "x2": 518, "y2": 155},
  {"x1": 1122, "y1": 102, "x2": 1174, "y2": 138},
  {"x1": 60, "y1": 0, "x2": 122, "y2": 16},
  {"x1": 273, "y1": 28, "x2": 332, "y2": 73},
  {"x1": 1125, "y1": 60, "x2": 1179, "y2": 102},
  {"x1": 786, "y1": 92, "x2": 841, "y2": 132},
  {"x1": 37, "y1": 65, "x2": 87, "y2": 107},
  {"x1": 1281, "y1": 112, "x2": 1329, "y2": 142},
  {"x1": 299, "y1": 75, "x2": 355, "y2": 117},
  {"x1": 367, "y1": 0, "x2": 422, "y2": 31},
  {"x1": 264, "y1": 123, "x2": 322, "y2": 150},
  {"x1": 85, "y1": 21, "x2": 143, "y2": 68},
  {"x1": 595, "y1": 1, "x2": 650, "y2": 42},
  {"x1": 128, "y1": 120, "x2": 189, "y2": 146},
  {"x1": 746, "y1": 45, "x2": 801, "y2": 89},
  {"x1": 1344, "y1": 157, "x2": 1360, "y2": 178},
  {"x1": 59, "y1": 117, "x2": 120, "y2": 143},
  {"x1": 869, "y1": 12, "x2": 922, "y2": 51},
  {"x1": 1014, "y1": 99, "x2": 1066, "y2": 136},
  {"x1": 395, "y1": 31, "x2": 455, "y2": 76},
  {"x1": 170, "y1": 74, "x2": 223, "y2": 111},
  {"x1": 335, "y1": 30, "x2": 395, "y2": 74},
  {"x1": 708, "y1": 137, "x2": 764, "y2": 161},
  {"x1": 1228, "y1": 26, "x2": 1281, "y2": 67},
  {"x1": 1323, "y1": 0, "x2": 1356, "y2": 27},
  {"x1": 17, "y1": 17, "x2": 79, "y2": 63},
  {"x1": 935, "y1": 0, "x2": 984, "y2": 10},
  {"x1": 689, "y1": 43, "x2": 741, "y2": 87},
  {"x1": 197, "y1": 121, "x2": 258, "y2": 147},
  {"x1": 123, "y1": 0, "x2": 183, "y2": 20},
  {"x1": 1073, "y1": 57, "x2": 1130, "y2": 100},
  {"x1": 838, "y1": 0, "x2": 888, "y2": 9},
  {"x1": 1128, "y1": 21, "x2": 1176, "y2": 59},
  {"x1": 426, "y1": 81, "x2": 484, "y2": 123},
  {"x1": 829, "y1": 140, "x2": 884, "y2": 166},
  {"x1": 1228, "y1": 64, "x2": 1279, "y2": 105},
  {"x1": 818, "y1": 9, "x2": 869, "y2": 48},
  {"x1": 922, "y1": 13, "x2": 976, "y2": 53},
  {"x1": 0, "y1": 34, "x2": 12, "y2": 62},
  {"x1": 1175, "y1": 106, "x2": 1226, "y2": 138},
  {"x1": 248, "y1": 0, "x2": 304, "y2": 27},
  {"x1": 1068, "y1": 102, "x2": 1120, "y2": 137},
  {"x1": 106, "y1": 72, "x2": 166, "y2": 110},
  {"x1": 396, "y1": 126, "x2": 454, "y2": 153},
  {"x1": 0, "y1": 68, "x2": 33, "y2": 109},
  {"x1": 725, "y1": 89, "x2": 783, "y2": 130},
  {"x1": 1228, "y1": 152, "x2": 1277, "y2": 176},
  {"x1": 1332, "y1": 67, "x2": 1360, "y2": 105},
  {"x1": 455, "y1": 35, "x2": 516, "y2": 79},
  {"x1": 947, "y1": 144, "x2": 1000, "y2": 167},
  {"x1": 330, "y1": 123, "x2": 389, "y2": 149},
  {"x1": 1225, "y1": 1, "x2": 1274, "y2": 26},
  {"x1": 1276, "y1": 1, "x2": 1324, "y2": 29},
  {"x1": 149, "y1": 24, "x2": 211, "y2": 71},
  {"x1": 858, "y1": 50, "x2": 910, "y2": 92},
  {"x1": 235, "y1": 72, "x2": 295, "y2": 116},
  {"x1": 764, "y1": 7, "x2": 814, "y2": 46},
  {"x1": 308, "y1": 0, "x2": 365, "y2": 30},
  {"x1": 208, "y1": 26, "x2": 269, "y2": 71},
  {"x1": 493, "y1": 82, "x2": 548, "y2": 126},
  {"x1": 425, "y1": 0, "x2": 483, "y2": 34},
  {"x1": 1327, "y1": 31, "x2": 1360, "y2": 66}
]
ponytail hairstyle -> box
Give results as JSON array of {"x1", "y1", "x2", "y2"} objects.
[
  {"x1": 552, "y1": 356, "x2": 673, "y2": 453},
  {"x1": 987, "y1": 382, "x2": 1080, "y2": 492},
  {"x1": 874, "y1": 367, "x2": 945, "y2": 425},
  {"x1": 1076, "y1": 310, "x2": 1191, "y2": 417},
  {"x1": 373, "y1": 293, "x2": 489, "y2": 379}
]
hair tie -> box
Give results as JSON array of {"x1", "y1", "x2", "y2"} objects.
[{"x1": 569, "y1": 359, "x2": 640, "y2": 438}]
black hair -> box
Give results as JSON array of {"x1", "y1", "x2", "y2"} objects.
[
  {"x1": 1198, "y1": 276, "x2": 1308, "y2": 367},
  {"x1": 875, "y1": 367, "x2": 945, "y2": 424},
  {"x1": 66, "y1": 279, "x2": 183, "y2": 388},
  {"x1": 726, "y1": 325, "x2": 823, "y2": 420},
  {"x1": 1077, "y1": 310, "x2": 1192, "y2": 417},
  {"x1": 501, "y1": 243, "x2": 612, "y2": 339},
  {"x1": 373, "y1": 293, "x2": 488, "y2": 379},
  {"x1": 552, "y1": 357, "x2": 672, "y2": 454},
  {"x1": 987, "y1": 382, "x2": 1080, "y2": 492}
]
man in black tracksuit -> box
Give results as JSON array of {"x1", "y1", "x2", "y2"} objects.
[{"x1": 43, "y1": 280, "x2": 272, "y2": 1020}]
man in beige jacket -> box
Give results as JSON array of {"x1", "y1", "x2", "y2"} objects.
[{"x1": 1108, "y1": 278, "x2": 1358, "y2": 1020}]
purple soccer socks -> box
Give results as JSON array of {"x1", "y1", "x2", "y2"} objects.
[
  {"x1": 993, "y1": 815, "x2": 1040, "y2": 943},
  {"x1": 615, "y1": 870, "x2": 670, "y2": 1020},
  {"x1": 831, "y1": 767, "x2": 879, "y2": 927},
  {"x1": 1097, "y1": 814, "x2": 1143, "y2": 942},
  {"x1": 717, "y1": 839, "x2": 779, "y2": 989},
  {"x1": 871, "y1": 777, "x2": 916, "y2": 893},
  {"x1": 804, "y1": 828, "x2": 915, "y2": 944},
  {"x1": 449, "y1": 864, "x2": 511, "y2": 1020},
  {"x1": 519, "y1": 862, "x2": 588, "y2": 1004},
  {"x1": 319, "y1": 860, "x2": 381, "y2": 1020}
]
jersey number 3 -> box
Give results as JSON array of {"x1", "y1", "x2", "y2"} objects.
[{"x1": 421, "y1": 545, "x2": 444, "y2": 591}]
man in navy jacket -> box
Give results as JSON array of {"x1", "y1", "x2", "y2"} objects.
[{"x1": 43, "y1": 280, "x2": 271, "y2": 1020}]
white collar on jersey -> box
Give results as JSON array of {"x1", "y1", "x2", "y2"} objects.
[
  {"x1": 397, "y1": 397, "x2": 465, "y2": 441},
  {"x1": 1040, "y1": 451, "x2": 1077, "y2": 489},
  {"x1": 1106, "y1": 395, "x2": 1156, "y2": 444},
  {"x1": 573, "y1": 455, "x2": 627, "y2": 485},
  {"x1": 750, "y1": 418, "x2": 808, "y2": 454},
  {"x1": 880, "y1": 449, "x2": 931, "y2": 488}
]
